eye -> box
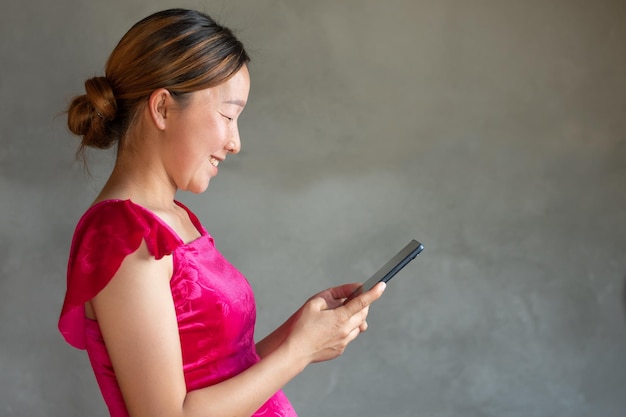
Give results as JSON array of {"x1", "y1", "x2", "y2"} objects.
[{"x1": 221, "y1": 114, "x2": 234, "y2": 122}]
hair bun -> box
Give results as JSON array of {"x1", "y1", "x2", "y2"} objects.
[
  {"x1": 67, "y1": 77, "x2": 118, "y2": 150},
  {"x1": 85, "y1": 77, "x2": 117, "y2": 121}
]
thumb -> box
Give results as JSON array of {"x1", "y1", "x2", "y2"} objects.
[{"x1": 307, "y1": 295, "x2": 331, "y2": 311}]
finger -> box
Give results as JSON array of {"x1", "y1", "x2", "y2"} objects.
[
  {"x1": 307, "y1": 295, "x2": 331, "y2": 311},
  {"x1": 326, "y1": 282, "x2": 363, "y2": 300},
  {"x1": 359, "y1": 320, "x2": 368, "y2": 333},
  {"x1": 347, "y1": 326, "x2": 361, "y2": 343},
  {"x1": 342, "y1": 282, "x2": 386, "y2": 315},
  {"x1": 351, "y1": 305, "x2": 369, "y2": 329}
]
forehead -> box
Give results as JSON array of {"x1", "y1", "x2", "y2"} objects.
[
  {"x1": 184, "y1": 66, "x2": 250, "y2": 106},
  {"x1": 214, "y1": 66, "x2": 250, "y2": 102}
]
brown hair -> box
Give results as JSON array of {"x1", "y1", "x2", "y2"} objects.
[{"x1": 67, "y1": 8, "x2": 250, "y2": 158}]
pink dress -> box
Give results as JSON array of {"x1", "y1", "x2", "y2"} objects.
[{"x1": 58, "y1": 199, "x2": 297, "y2": 417}]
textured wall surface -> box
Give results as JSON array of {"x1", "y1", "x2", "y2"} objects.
[{"x1": 1, "y1": 1, "x2": 625, "y2": 416}]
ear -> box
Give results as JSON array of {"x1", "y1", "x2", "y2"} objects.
[{"x1": 147, "y1": 88, "x2": 172, "y2": 131}]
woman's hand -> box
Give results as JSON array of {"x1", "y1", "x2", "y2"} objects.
[{"x1": 285, "y1": 282, "x2": 386, "y2": 364}]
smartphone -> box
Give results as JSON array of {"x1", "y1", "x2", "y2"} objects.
[{"x1": 343, "y1": 239, "x2": 424, "y2": 304}]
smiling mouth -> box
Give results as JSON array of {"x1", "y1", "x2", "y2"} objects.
[{"x1": 209, "y1": 157, "x2": 220, "y2": 167}]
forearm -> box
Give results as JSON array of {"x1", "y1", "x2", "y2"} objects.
[
  {"x1": 183, "y1": 339, "x2": 307, "y2": 417},
  {"x1": 255, "y1": 312, "x2": 298, "y2": 358}
]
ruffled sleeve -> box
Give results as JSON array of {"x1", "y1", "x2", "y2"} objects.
[{"x1": 58, "y1": 199, "x2": 182, "y2": 349}]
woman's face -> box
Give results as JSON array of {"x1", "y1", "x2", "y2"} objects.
[{"x1": 161, "y1": 65, "x2": 250, "y2": 193}]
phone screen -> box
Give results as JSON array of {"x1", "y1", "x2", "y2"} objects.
[{"x1": 343, "y1": 239, "x2": 424, "y2": 304}]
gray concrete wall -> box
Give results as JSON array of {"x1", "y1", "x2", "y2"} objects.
[{"x1": 1, "y1": 1, "x2": 625, "y2": 416}]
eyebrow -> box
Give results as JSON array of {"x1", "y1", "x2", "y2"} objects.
[{"x1": 223, "y1": 99, "x2": 247, "y2": 107}]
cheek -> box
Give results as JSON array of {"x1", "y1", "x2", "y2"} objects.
[{"x1": 200, "y1": 118, "x2": 229, "y2": 148}]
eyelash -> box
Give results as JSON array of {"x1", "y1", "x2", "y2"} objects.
[{"x1": 222, "y1": 114, "x2": 234, "y2": 122}]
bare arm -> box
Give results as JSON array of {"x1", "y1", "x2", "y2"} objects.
[{"x1": 92, "y1": 240, "x2": 385, "y2": 417}]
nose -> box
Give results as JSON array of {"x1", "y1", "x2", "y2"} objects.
[{"x1": 227, "y1": 126, "x2": 242, "y2": 154}]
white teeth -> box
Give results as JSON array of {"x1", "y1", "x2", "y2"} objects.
[{"x1": 209, "y1": 157, "x2": 220, "y2": 167}]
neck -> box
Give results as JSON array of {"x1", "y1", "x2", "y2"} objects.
[{"x1": 95, "y1": 137, "x2": 177, "y2": 211}]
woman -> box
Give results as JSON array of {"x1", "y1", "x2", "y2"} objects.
[{"x1": 58, "y1": 8, "x2": 385, "y2": 417}]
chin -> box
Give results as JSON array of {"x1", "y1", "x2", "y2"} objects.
[
  {"x1": 193, "y1": 184, "x2": 211, "y2": 194},
  {"x1": 183, "y1": 180, "x2": 211, "y2": 195}
]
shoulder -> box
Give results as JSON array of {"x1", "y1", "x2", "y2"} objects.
[
  {"x1": 59, "y1": 199, "x2": 177, "y2": 349},
  {"x1": 77, "y1": 199, "x2": 148, "y2": 232},
  {"x1": 72, "y1": 199, "x2": 183, "y2": 260}
]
